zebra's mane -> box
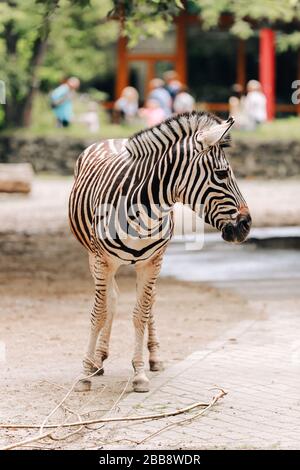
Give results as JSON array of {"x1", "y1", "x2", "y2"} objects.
[{"x1": 126, "y1": 111, "x2": 231, "y2": 155}]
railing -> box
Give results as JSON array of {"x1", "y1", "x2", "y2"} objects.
[
  {"x1": 102, "y1": 101, "x2": 300, "y2": 115},
  {"x1": 196, "y1": 102, "x2": 300, "y2": 114}
]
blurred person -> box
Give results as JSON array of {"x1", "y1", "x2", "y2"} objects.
[
  {"x1": 139, "y1": 98, "x2": 165, "y2": 127},
  {"x1": 244, "y1": 79, "x2": 267, "y2": 129},
  {"x1": 163, "y1": 70, "x2": 181, "y2": 100},
  {"x1": 114, "y1": 86, "x2": 139, "y2": 123},
  {"x1": 228, "y1": 83, "x2": 248, "y2": 129},
  {"x1": 173, "y1": 85, "x2": 195, "y2": 114},
  {"x1": 78, "y1": 101, "x2": 100, "y2": 134},
  {"x1": 148, "y1": 78, "x2": 172, "y2": 118},
  {"x1": 50, "y1": 77, "x2": 80, "y2": 127}
]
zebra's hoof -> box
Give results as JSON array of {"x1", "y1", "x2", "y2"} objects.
[
  {"x1": 83, "y1": 358, "x2": 104, "y2": 376},
  {"x1": 75, "y1": 379, "x2": 91, "y2": 392},
  {"x1": 149, "y1": 360, "x2": 164, "y2": 372},
  {"x1": 133, "y1": 375, "x2": 150, "y2": 393},
  {"x1": 91, "y1": 366, "x2": 104, "y2": 376}
]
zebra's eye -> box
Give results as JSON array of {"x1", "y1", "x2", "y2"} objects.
[{"x1": 215, "y1": 169, "x2": 229, "y2": 180}]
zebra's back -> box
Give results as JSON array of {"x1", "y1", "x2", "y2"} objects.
[
  {"x1": 69, "y1": 139, "x2": 127, "y2": 252},
  {"x1": 69, "y1": 137, "x2": 173, "y2": 264}
]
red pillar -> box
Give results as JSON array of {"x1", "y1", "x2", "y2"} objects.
[
  {"x1": 175, "y1": 13, "x2": 187, "y2": 84},
  {"x1": 115, "y1": 27, "x2": 128, "y2": 100},
  {"x1": 236, "y1": 39, "x2": 246, "y2": 90},
  {"x1": 259, "y1": 28, "x2": 275, "y2": 120}
]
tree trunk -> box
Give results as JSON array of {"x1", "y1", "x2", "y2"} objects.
[
  {"x1": 21, "y1": 0, "x2": 60, "y2": 128},
  {"x1": 3, "y1": 16, "x2": 21, "y2": 127},
  {"x1": 21, "y1": 39, "x2": 49, "y2": 127},
  {"x1": 4, "y1": 0, "x2": 59, "y2": 128},
  {"x1": 4, "y1": 100, "x2": 26, "y2": 128}
]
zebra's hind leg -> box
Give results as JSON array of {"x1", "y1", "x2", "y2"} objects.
[
  {"x1": 93, "y1": 277, "x2": 118, "y2": 374},
  {"x1": 132, "y1": 251, "x2": 164, "y2": 392},
  {"x1": 75, "y1": 254, "x2": 117, "y2": 392},
  {"x1": 148, "y1": 310, "x2": 164, "y2": 372}
]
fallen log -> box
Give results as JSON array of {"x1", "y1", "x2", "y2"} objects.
[{"x1": 0, "y1": 163, "x2": 34, "y2": 194}]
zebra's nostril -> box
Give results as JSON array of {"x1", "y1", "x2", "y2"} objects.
[
  {"x1": 238, "y1": 212, "x2": 251, "y2": 224},
  {"x1": 240, "y1": 215, "x2": 251, "y2": 228},
  {"x1": 239, "y1": 218, "x2": 249, "y2": 229},
  {"x1": 236, "y1": 215, "x2": 251, "y2": 242},
  {"x1": 222, "y1": 223, "x2": 235, "y2": 242}
]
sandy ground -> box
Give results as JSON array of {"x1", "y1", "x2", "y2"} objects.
[
  {"x1": 0, "y1": 176, "x2": 298, "y2": 449},
  {"x1": 0, "y1": 177, "x2": 299, "y2": 235},
  {"x1": 0, "y1": 231, "x2": 255, "y2": 449}
]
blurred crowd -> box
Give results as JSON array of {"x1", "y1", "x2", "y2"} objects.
[
  {"x1": 113, "y1": 70, "x2": 195, "y2": 128},
  {"x1": 49, "y1": 71, "x2": 267, "y2": 134}
]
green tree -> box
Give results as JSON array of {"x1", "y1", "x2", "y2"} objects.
[
  {"x1": 1, "y1": 0, "x2": 299, "y2": 129},
  {"x1": 110, "y1": 0, "x2": 300, "y2": 48},
  {"x1": 109, "y1": 0, "x2": 183, "y2": 46},
  {"x1": 39, "y1": 0, "x2": 118, "y2": 89},
  {"x1": 192, "y1": 0, "x2": 300, "y2": 48},
  {"x1": 0, "y1": 0, "x2": 116, "y2": 128},
  {"x1": 0, "y1": 0, "x2": 60, "y2": 127}
]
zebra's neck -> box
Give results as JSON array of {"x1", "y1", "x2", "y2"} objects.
[
  {"x1": 125, "y1": 126, "x2": 186, "y2": 209},
  {"x1": 125, "y1": 125, "x2": 175, "y2": 161}
]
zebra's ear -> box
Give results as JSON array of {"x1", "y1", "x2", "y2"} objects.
[{"x1": 202, "y1": 117, "x2": 235, "y2": 148}]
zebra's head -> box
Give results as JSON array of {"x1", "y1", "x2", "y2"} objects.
[
  {"x1": 176, "y1": 113, "x2": 251, "y2": 243},
  {"x1": 126, "y1": 111, "x2": 251, "y2": 244}
]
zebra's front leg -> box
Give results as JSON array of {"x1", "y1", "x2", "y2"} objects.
[
  {"x1": 132, "y1": 252, "x2": 163, "y2": 392},
  {"x1": 148, "y1": 310, "x2": 164, "y2": 372},
  {"x1": 76, "y1": 256, "x2": 116, "y2": 391}
]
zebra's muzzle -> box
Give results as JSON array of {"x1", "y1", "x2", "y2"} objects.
[{"x1": 222, "y1": 213, "x2": 251, "y2": 244}]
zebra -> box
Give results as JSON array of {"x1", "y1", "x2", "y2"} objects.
[{"x1": 69, "y1": 111, "x2": 251, "y2": 392}]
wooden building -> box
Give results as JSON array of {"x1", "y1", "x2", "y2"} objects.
[{"x1": 114, "y1": 12, "x2": 300, "y2": 119}]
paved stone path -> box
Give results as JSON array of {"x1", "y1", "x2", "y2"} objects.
[{"x1": 95, "y1": 307, "x2": 300, "y2": 450}]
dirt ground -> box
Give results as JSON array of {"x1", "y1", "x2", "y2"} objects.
[
  {"x1": 0, "y1": 178, "x2": 300, "y2": 235},
  {"x1": 0, "y1": 176, "x2": 297, "y2": 449},
  {"x1": 0, "y1": 228, "x2": 258, "y2": 448}
]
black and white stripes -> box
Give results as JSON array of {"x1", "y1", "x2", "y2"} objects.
[
  {"x1": 69, "y1": 111, "x2": 251, "y2": 392},
  {"x1": 69, "y1": 112, "x2": 249, "y2": 263}
]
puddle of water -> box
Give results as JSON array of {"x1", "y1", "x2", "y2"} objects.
[{"x1": 162, "y1": 240, "x2": 300, "y2": 300}]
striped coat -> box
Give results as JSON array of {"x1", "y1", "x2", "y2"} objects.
[{"x1": 69, "y1": 112, "x2": 251, "y2": 392}]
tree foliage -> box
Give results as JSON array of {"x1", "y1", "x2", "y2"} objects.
[
  {"x1": 0, "y1": 0, "x2": 299, "y2": 129},
  {"x1": 110, "y1": 0, "x2": 300, "y2": 49},
  {"x1": 108, "y1": 0, "x2": 183, "y2": 46},
  {"x1": 0, "y1": 0, "x2": 117, "y2": 127},
  {"x1": 195, "y1": 0, "x2": 300, "y2": 48},
  {"x1": 40, "y1": 0, "x2": 118, "y2": 88}
]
